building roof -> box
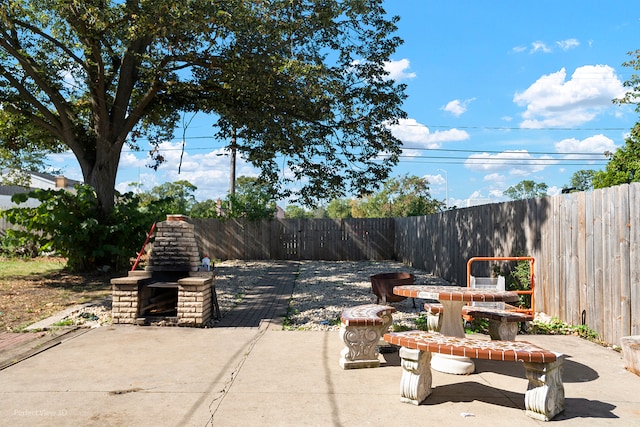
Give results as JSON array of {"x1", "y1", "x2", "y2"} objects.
[{"x1": 0, "y1": 171, "x2": 83, "y2": 209}]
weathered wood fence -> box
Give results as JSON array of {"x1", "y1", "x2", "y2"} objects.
[
  {"x1": 396, "y1": 183, "x2": 640, "y2": 346},
  {"x1": 0, "y1": 217, "x2": 19, "y2": 234},
  {"x1": 192, "y1": 183, "x2": 639, "y2": 345},
  {"x1": 192, "y1": 217, "x2": 395, "y2": 261}
]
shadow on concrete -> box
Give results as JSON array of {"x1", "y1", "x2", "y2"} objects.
[
  {"x1": 424, "y1": 382, "x2": 618, "y2": 420},
  {"x1": 381, "y1": 348, "x2": 617, "y2": 421},
  {"x1": 474, "y1": 356, "x2": 599, "y2": 383}
]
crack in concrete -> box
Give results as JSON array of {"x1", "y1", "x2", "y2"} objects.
[{"x1": 205, "y1": 325, "x2": 268, "y2": 426}]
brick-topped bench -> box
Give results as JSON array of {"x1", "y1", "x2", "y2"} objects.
[
  {"x1": 466, "y1": 306, "x2": 533, "y2": 340},
  {"x1": 424, "y1": 302, "x2": 533, "y2": 341},
  {"x1": 339, "y1": 304, "x2": 396, "y2": 369},
  {"x1": 383, "y1": 330, "x2": 565, "y2": 421}
]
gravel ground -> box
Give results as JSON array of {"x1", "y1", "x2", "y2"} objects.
[
  {"x1": 288, "y1": 260, "x2": 448, "y2": 331},
  {"x1": 57, "y1": 260, "x2": 450, "y2": 331}
]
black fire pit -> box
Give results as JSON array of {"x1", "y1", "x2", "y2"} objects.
[{"x1": 370, "y1": 272, "x2": 415, "y2": 304}]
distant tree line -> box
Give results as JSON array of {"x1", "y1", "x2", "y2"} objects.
[{"x1": 132, "y1": 174, "x2": 446, "y2": 220}]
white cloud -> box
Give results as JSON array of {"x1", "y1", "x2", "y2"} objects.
[
  {"x1": 384, "y1": 59, "x2": 416, "y2": 80},
  {"x1": 441, "y1": 98, "x2": 476, "y2": 117},
  {"x1": 488, "y1": 189, "x2": 505, "y2": 199},
  {"x1": 464, "y1": 150, "x2": 555, "y2": 175},
  {"x1": 556, "y1": 38, "x2": 579, "y2": 50},
  {"x1": 388, "y1": 118, "x2": 470, "y2": 150},
  {"x1": 119, "y1": 151, "x2": 147, "y2": 168},
  {"x1": 554, "y1": 134, "x2": 617, "y2": 160},
  {"x1": 114, "y1": 140, "x2": 260, "y2": 202},
  {"x1": 530, "y1": 41, "x2": 551, "y2": 54},
  {"x1": 483, "y1": 173, "x2": 505, "y2": 183},
  {"x1": 547, "y1": 185, "x2": 562, "y2": 196},
  {"x1": 521, "y1": 38, "x2": 579, "y2": 54},
  {"x1": 423, "y1": 173, "x2": 445, "y2": 186},
  {"x1": 513, "y1": 65, "x2": 625, "y2": 128}
]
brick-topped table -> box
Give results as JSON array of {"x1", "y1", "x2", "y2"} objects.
[
  {"x1": 393, "y1": 285, "x2": 520, "y2": 303},
  {"x1": 393, "y1": 285, "x2": 520, "y2": 374}
]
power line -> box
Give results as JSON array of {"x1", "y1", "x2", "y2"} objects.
[
  {"x1": 120, "y1": 116, "x2": 632, "y2": 151},
  {"x1": 401, "y1": 146, "x2": 608, "y2": 156},
  {"x1": 397, "y1": 123, "x2": 630, "y2": 131},
  {"x1": 124, "y1": 145, "x2": 610, "y2": 166},
  {"x1": 394, "y1": 159, "x2": 607, "y2": 167},
  {"x1": 398, "y1": 156, "x2": 608, "y2": 163},
  {"x1": 124, "y1": 142, "x2": 611, "y2": 158}
]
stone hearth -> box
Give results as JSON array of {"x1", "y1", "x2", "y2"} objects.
[{"x1": 111, "y1": 215, "x2": 216, "y2": 327}]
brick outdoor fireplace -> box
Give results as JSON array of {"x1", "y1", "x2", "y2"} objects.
[{"x1": 111, "y1": 215, "x2": 217, "y2": 327}]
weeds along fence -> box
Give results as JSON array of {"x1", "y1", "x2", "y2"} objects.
[{"x1": 192, "y1": 182, "x2": 639, "y2": 345}]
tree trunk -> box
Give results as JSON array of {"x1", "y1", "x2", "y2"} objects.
[{"x1": 77, "y1": 141, "x2": 122, "y2": 220}]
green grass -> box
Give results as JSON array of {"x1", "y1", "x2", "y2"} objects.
[
  {"x1": 52, "y1": 319, "x2": 74, "y2": 327},
  {"x1": 0, "y1": 257, "x2": 66, "y2": 277}
]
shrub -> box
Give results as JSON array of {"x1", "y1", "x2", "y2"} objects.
[{"x1": 2, "y1": 185, "x2": 153, "y2": 272}]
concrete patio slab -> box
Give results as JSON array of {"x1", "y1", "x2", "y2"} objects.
[{"x1": 1, "y1": 325, "x2": 637, "y2": 426}]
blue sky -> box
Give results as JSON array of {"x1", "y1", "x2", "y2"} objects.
[{"x1": 49, "y1": 1, "x2": 639, "y2": 208}]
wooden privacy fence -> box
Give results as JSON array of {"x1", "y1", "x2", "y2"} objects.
[
  {"x1": 0, "y1": 217, "x2": 20, "y2": 235},
  {"x1": 191, "y1": 183, "x2": 639, "y2": 345},
  {"x1": 191, "y1": 217, "x2": 395, "y2": 261},
  {"x1": 395, "y1": 183, "x2": 640, "y2": 346}
]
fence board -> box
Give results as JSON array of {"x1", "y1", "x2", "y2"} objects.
[
  {"x1": 603, "y1": 188, "x2": 615, "y2": 343},
  {"x1": 576, "y1": 192, "x2": 587, "y2": 327},
  {"x1": 547, "y1": 195, "x2": 560, "y2": 318},
  {"x1": 630, "y1": 184, "x2": 640, "y2": 336},
  {"x1": 568, "y1": 193, "x2": 581, "y2": 325},
  {"x1": 617, "y1": 185, "x2": 630, "y2": 343},
  {"x1": 593, "y1": 188, "x2": 605, "y2": 337}
]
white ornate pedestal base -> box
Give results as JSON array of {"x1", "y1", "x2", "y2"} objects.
[
  {"x1": 399, "y1": 347, "x2": 432, "y2": 405},
  {"x1": 524, "y1": 355, "x2": 565, "y2": 421},
  {"x1": 431, "y1": 353, "x2": 475, "y2": 375},
  {"x1": 339, "y1": 327, "x2": 382, "y2": 369},
  {"x1": 431, "y1": 300, "x2": 475, "y2": 374},
  {"x1": 424, "y1": 312, "x2": 442, "y2": 332},
  {"x1": 488, "y1": 319, "x2": 518, "y2": 341},
  {"x1": 338, "y1": 307, "x2": 394, "y2": 369}
]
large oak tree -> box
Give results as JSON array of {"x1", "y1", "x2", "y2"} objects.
[{"x1": 0, "y1": 0, "x2": 407, "y2": 219}]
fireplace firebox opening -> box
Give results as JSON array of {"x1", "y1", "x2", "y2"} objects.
[{"x1": 138, "y1": 284, "x2": 179, "y2": 318}]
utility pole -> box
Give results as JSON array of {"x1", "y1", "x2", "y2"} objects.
[
  {"x1": 227, "y1": 128, "x2": 237, "y2": 217},
  {"x1": 229, "y1": 128, "x2": 237, "y2": 196}
]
